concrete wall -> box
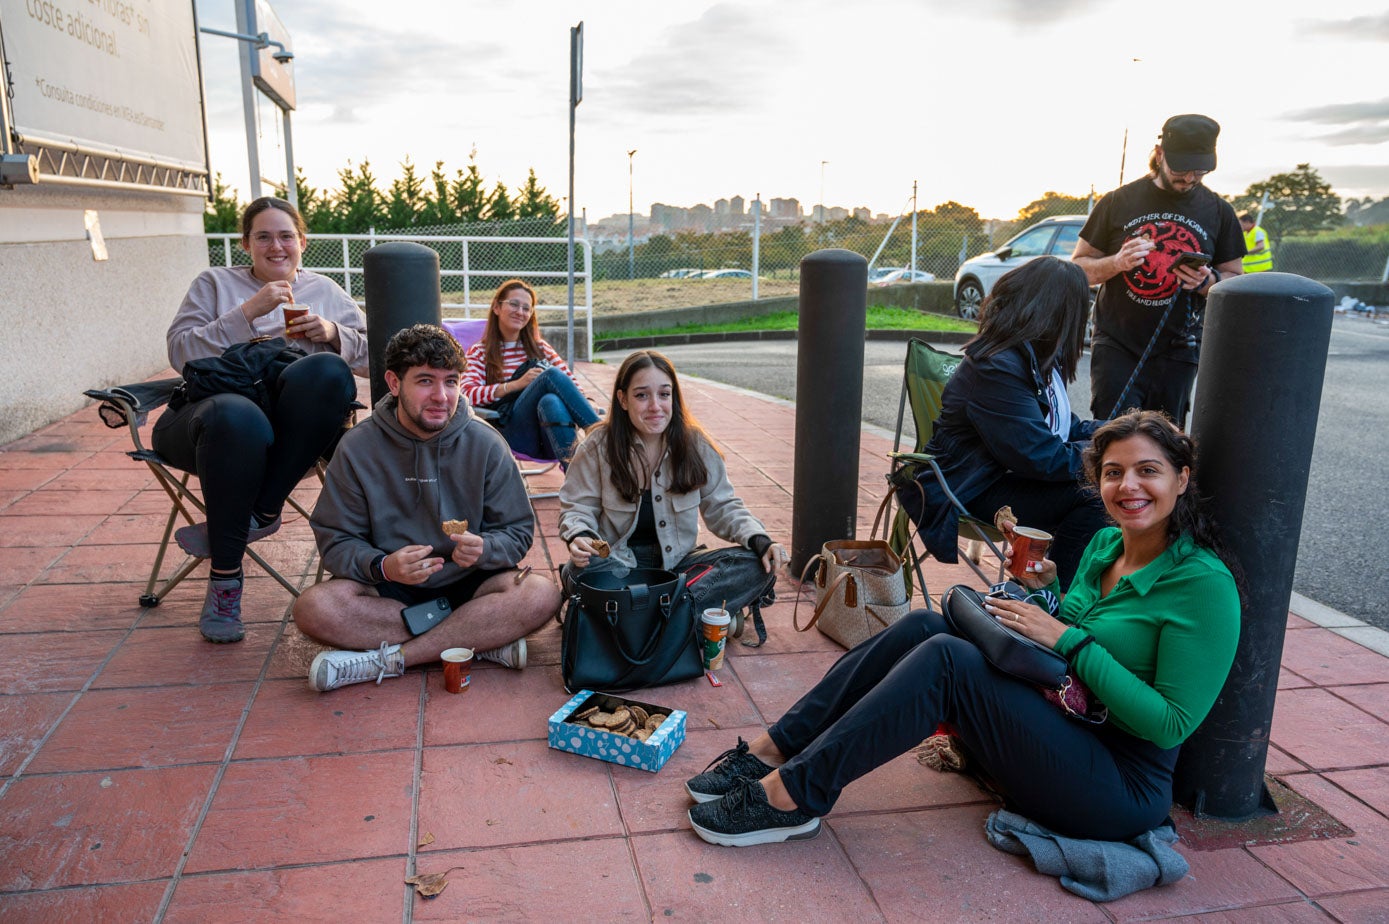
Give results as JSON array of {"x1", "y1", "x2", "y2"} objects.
[{"x1": 0, "y1": 185, "x2": 206, "y2": 445}]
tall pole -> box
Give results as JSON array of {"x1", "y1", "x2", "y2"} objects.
[
  {"x1": 752, "y1": 193, "x2": 761, "y2": 301},
  {"x1": 281, "y1": 108, "x2": 297, "y2": 207},
  {"x1": 819, "y1": 160, "x2": 828, "y2": 240},
  {"x1": 566, "y1": 22, "x2": 583, "y2": 367},
  {"x1": 627, "y1": 148, "x2": 637, "y2": 280},
  {"x1": 234, "y1": 0, "x2": 262, "y2": 199},
  {"x1": 910, "y1": 180, "x2": 918, "y2": 275}
]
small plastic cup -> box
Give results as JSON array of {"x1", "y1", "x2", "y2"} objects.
[
  {"x1": 440, "y1": 647, "x2": 474, "y2": 693},
  {"x1": 700, "y1": 608, "x2": 731, "y2": 670},
  {"x1": 283, "y1": 303, "x2": 312, "y2": 338},
  {"x1": 1007, "y1": 526, "x2": 1054, "y2": 575}
]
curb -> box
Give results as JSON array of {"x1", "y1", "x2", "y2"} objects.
[{"x1": 595, "y1": 328, "x2": 974, "y2": 353}]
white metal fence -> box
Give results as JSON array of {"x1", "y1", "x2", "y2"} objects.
[{"x1": 206, "y1": 231, "x2": 595, "y2": 355}]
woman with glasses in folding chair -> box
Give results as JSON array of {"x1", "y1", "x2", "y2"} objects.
[
  {"x1": 461, "y1": 279, "x2": 601, "y2": 470},
  {"x1": 153, "y1": 196, "x2": 365, "y2": 643},
  {"x1": 900, "y1": 256, "x2": 1109, "y2": 588}
]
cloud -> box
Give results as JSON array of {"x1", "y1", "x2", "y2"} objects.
[
  {"x1": 1303, "y1": 12, "x2": 1389, "y2": 41},
  {"x1": 280, "y1": 0, "x2": 511, "y2": 122},
  {"x1": 591, "y1": 4, "x2": 790, "y2": 121},
  {"x1": 1282, "y1": 98, "x2": 1389, "y2": 146}
]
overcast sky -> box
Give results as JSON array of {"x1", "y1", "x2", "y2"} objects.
[{"x1": 194, "y1": 0, "x2": 1389, "y2": 222}]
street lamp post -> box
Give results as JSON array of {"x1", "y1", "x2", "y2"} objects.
[{"x1": 628, "y1": 148, "x2": 637, "y2": 280}]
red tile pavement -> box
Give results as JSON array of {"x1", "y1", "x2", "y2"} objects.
[{"x1": 1, "y1": 360, "x2": 1388, "y2": 920}]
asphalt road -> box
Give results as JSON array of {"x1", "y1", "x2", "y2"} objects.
[{"x1": 605, "y1": 314, "x2": 1389, "y2": 629}]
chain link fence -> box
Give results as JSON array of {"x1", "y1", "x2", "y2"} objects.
[{"x1": 208, "y1": 204, "x2": 1388, "y2": 324}]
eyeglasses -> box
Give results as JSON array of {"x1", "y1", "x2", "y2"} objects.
[
  {"x1": 250, "y1": 231, "x2": 301, "y2": 246},
  {"x1": 1166, "y1": 166, "x2": 1209, "y2": 180},
  {"x1": 502, "y1": 298, "x2": 533, "y2": 312}
]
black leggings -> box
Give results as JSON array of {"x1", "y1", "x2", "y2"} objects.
[
  {"x1": 769, "y1": 608, "x2": 1179, "y2": 841},
  {"x1": 152, "y1": 352, "x2": 356, "y2": 571}
]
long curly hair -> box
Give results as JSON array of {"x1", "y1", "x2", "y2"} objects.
[
  {"x1": 594, "y1": 350, "x2": 718, "y2": 501},
  {"x1": 481, "y1": 279, "x2": 544, "y2": 383},
  {"x1": 1083, "y1": 410, "x2": 1243, "y2": 590}
]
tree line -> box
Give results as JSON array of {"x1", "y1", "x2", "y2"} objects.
[{"x1": 204, "y1": 151, "x2": 562, "y2": 234}]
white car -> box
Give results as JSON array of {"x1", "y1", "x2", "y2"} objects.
[
  {"x1": 953, "y1": 215, "x2": 1086, "y2": 319},
  {"x1": 872, "y1": 268, "x2": 936, "y2": 286}
]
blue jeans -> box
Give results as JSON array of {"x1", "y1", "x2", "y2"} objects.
[{"x1": 499, "y1": 366, "x2": 600, "y2": 468}]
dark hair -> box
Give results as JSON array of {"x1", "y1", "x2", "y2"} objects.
[
  {"x1": 1083, "y1": 410, "x2": 1243, "y2": 589},
  {"x1": 384, "y1": 324, "x2": 465, "y2": 378},
  {"x1": 1148, "y1": 147, "x2": 1162, "y2": 176},
  {"x1": 481, "y1": 279, "x2": 543, "y2": 383},
  {"x1": 240, "y1": 196, "x2": 307, "y2": 243},
  {"x1": 966, "y1": 256, "x2": 1090, "y2": 383},
  {"x1": 1238, "y1": 212, "x2": 1253, "y2": 223},
  {"x1": 595, "y1": 350, "x2": 716, "y2": 500}
]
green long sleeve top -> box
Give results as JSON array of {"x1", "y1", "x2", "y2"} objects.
[{"x1": 1046, "y1": 528, "x2": 1240, "y2": 749}]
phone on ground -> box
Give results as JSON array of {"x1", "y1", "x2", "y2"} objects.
[{"x1": 401, "y1": 597, "x2": 451, "y2": 636}]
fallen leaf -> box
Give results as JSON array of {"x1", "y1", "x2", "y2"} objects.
[
  {"x1": 405, "y1": 866, "x2": 463, "y2": 899},
  {"x1": 417, "y1": 832, "x2": 435, "y2": 848},
  {"x1": 492, "y1": 757, "x2": 513, "y2": 765},
  {"x1": 486, "y1": 819, "x2": 499, "y2": 826}
]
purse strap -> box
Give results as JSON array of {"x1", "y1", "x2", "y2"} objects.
[{"x1": 793, "y1": 566, "x2": 854, "y2": 633}]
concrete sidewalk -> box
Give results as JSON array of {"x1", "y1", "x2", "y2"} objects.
[{"x1": 1, "y1": 362, "x2": 1387, "y2": 922}]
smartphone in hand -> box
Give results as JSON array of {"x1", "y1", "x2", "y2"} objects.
[{"x1": 1174, "y1": 251, "x2": 1212, "y2": 269}]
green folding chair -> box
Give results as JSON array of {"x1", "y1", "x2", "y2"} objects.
[{"x1": 877, "y1": 338, "x2": 1007, "y2": 602}]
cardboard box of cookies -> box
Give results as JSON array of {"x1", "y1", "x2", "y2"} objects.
[{"x1": 547, "y1": 690, "x2": 687, "y2": 773}]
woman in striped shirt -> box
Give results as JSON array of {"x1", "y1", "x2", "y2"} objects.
[{"x1": 461, "y1": 279, "x2": 601, "y2": 468}]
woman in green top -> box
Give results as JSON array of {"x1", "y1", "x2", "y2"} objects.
[{"x1": 684, "y1": 410, "x2": 1241, "y2": 847}]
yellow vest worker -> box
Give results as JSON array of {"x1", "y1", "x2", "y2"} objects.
[{"x1": 1239, "y1": 214, "x2": 1273, "y2": 273}]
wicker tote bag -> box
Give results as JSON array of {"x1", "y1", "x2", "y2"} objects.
[{"x1": 793, "y1": 540, "x2": 912, "y2": 649}]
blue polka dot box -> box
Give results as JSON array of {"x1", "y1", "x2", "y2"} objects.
[{"x1": 548, "y1": 690, "x2": 687, "y2": 773}]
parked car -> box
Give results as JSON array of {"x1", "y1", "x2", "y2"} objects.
[
  {"x1": 699, "y1": 268, "x2": 753, "y2": 279},
  {"x1": 953, "y1": 215, "x2": 1086, "y2": 319},
  {"x1": 872, "y1": 268, "x2": 936, "y2": 286},
  {"x1": 659, "y1": 268, "x2": 702, "y2": 279}
]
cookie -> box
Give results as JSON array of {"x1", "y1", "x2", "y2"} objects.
[
  {"x1": 442, "y1": 518, "x2": 469, "y2": 536},
  {"x1": 588, "y1": 710, "x2": 619, "y2": 728},
  {"x1": 590, "y1": 538, "x2": 610, "y2": 558},
  {"x1": 574, "y1": 705, "x2": 599, "y2": 721},
  {"x1": 629, "y1": 705, "x2": 649, "y2": 727}
]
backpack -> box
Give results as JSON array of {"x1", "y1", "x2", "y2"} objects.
[
  {"x1": 680, "y1": 546, "x2": 778, "y2": 648},
  {"x1": 174, "y1": 338, "x2": 307, "y2": 411}
]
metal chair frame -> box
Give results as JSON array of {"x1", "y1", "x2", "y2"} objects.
[
  {"x1": 85, "y1": 379, "x2": 323, "y2": 607},
  {"x1": 880, "y1": 339, "x2": 1008, "y2": 601}
]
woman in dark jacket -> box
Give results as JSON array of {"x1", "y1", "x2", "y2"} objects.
[{"x1": 902, "y1": 256, "x2": 1107, "y2": 585}]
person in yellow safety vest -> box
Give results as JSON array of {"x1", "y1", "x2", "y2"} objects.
[{"x1": 1239, "y1": 213, "x2": 1273, "y2": 273}]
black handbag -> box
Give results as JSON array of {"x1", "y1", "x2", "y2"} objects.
[
  {"x1": 941, "y1": 584, "x2": 1067, "y2": 688},
  {"x1": 484, "y1": 358, "x2": 546, "y2": 427},
  {"x1": 560, "y1": 568, "x2": 703, "y2": 693},
  {"x1": 174, "y1": 337, "x2": 307, "y2": 412}
]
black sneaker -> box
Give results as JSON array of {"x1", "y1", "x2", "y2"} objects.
[
  {"x1": 685, "y1": 737, "x2": 777, "y2": 803},
  {"x1": 688, "y1": 777, "x2": 821, "y2": 847}
]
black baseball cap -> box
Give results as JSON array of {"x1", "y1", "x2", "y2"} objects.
[{"x1": 1160, "y1": 114, "x2": 1219, "y2": 172}]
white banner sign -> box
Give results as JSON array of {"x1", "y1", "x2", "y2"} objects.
[{"x1": 1, "y1": 0, "x2": 207, "y2": 171}]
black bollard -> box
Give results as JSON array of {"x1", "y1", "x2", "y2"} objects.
[
  {"x1": 791, "y1": 249, "x2": 868, "y2": 574},
  {"x1": 363, "y1": 242, "x2": 442, "y2": 404},
  {"x1": 1174, "y1": 272, "x2": 1334, "y2": 820}
]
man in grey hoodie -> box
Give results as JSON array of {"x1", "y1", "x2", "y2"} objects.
[{"x1": 295, "y1": 324, "x2": 560, "y2": 692}]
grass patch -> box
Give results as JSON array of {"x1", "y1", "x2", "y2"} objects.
[{"x1": 597, "y1": 305, "x2": 975, "y2": 341}]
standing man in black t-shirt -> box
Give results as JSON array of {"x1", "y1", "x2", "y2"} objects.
[{"x1": 1074, "y1": 114, "x2": 1245, "y2": 427}]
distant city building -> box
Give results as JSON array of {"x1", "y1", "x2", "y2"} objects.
[
  {"x1": 771, "y1": 197, "x2": 801, "y2": 220},
  {"x1": 688, "y1": 203, "x2": 713, "y2": 232},
  {"x1": 729, "y1": 195, "x2": 745, "y2": 218},
  {"x1": 853, "y1": 207, "x2": 871, "y2": 221},
  {"x1": 714, "y1": 198, "x2": 730, "y2": 218}
]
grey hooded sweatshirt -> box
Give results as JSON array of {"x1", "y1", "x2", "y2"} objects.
[{"x1": 312, "y1": 393, "x2": 535, "y2": 587}]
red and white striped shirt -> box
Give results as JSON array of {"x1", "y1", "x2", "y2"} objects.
[{"x1": 461, "y1": 339, "x2": 588, "y2": 407}]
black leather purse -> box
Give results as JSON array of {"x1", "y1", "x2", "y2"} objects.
[
  {"x1": 941, "y1": 584, "x2": 1067, "y2": 688},
  {"x1": 560, "y1": 568, "x2": 703, "y2": 693}
]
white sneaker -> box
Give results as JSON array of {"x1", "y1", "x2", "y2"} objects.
[
  {"x1": 309, "y1": 642, "x2": 405, "y2": 692},
  {"x1": 476, "y1": 638, "x2": 527, "y2": 670}
]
